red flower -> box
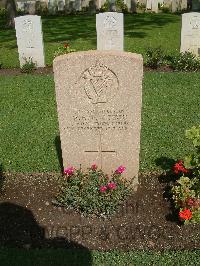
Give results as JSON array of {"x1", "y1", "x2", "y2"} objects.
[
  {"x1": 64, "y1": 166, "x2": 74, "y2": 176},
  {"x1": 64, "y1": 43, "x2": 69, "y2": 48},
  {"x1": 179, "y1": 209, "x2": 192, "y2": 221},
  {"x1": 91, "y1": 164, "x2": 97, "y2": 171},
  {"x1": 115, "y1": 165, "x2": 126, "y2": 174},
  {"x1": 107, "y1": 182, "x2": 117, "y2": 190},
  {"x1": 173, "y1": 160, "x2": 189, "y2": 174},
  {"x1": 100, "y1": 186, "x2": 107, "y2": 193}
]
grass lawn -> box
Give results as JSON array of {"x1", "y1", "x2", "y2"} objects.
[
  {"x1": 0, "y1": 13, "x2": 181, "y2": 68},
  {"x1": 0, "y1": 248, "x2": 200, "y2": 265},
  {"x1": 1, "y1": 72, "x2": 199, "y2": 173}
]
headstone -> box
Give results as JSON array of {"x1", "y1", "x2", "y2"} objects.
[
  {"x1": 96, "y1": 12, "x2": 124, "y2": 51},
  {"x1": 58, "y1": 0, "x2": 65, "y2": 11},
  {"x1": 74, "y1": 0, "x2": 81, "y2": 11},
  {"x1": 53, "y1": 51, "x2": 143, "y2": 188},
  {"x1": 15, "y1": 15, "x2": 45, "y2": 67},
  {"x1": 181, "y1": 12, "x2": 200, "y2": 56},
  {"x1": 146, "y1": 0, "x2": 152, "y2": 9},
  {"x1": 17, "y1": 2, "x2": 25, "y2": 11},
  {"x1": 48, "y1": 0, "x2": 58, "y2": 14},
  {"x1": 172, "y1": 0, "x2": 180, "y2": 12},
  {"x1": 181, "y1": 0, "x2": 187, "y2": 10},
  {"x1": 163, "y1": 0, "x2": 172, "y2": 8},
  {"x1": 152, "y1": 0, "x2": 158, "y2": 12}
]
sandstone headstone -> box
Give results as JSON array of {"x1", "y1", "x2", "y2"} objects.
[
  {"x1": 53, "y1": 51, "x2": 143, "y2": 188},
  {"x1": 181, "y1": 12, "x2": 200, "y2": 56},
  {"x1": 15, "y1": 15, "x2": 45, "y2": 68},
  {"x1": 96, "y1": 12, "x2": 124, "y2": 51}
]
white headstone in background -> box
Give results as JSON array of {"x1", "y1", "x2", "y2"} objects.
[
  {"x1": 181, "y1": 0, "x2": 187, "y2": 10},
  {"x1": 146, "y1": 0, "x2": 152, "y2": 9},
  {"x1": 181, "y1": 12, "x2": 200, "y2": 56},
  {"x1": 163, "y1": 0, "x2": 172, "y2": 8},
  {"x1": 96, "y1": 12, "x2": 124, "y2": 51},
  {"x1": 172, "y1": 0, "x2": 180, "y2": 12},
  {"x1": 152, "y1": 0, "x2": 158, "y2": 12},
  {"x1": 58, "y1": 0, "x2": 65, "y2": 10},
  {"x1": 15, "y1": 15, "x2": 45, "y2": 68}
]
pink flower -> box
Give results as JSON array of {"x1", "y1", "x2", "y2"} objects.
[
  {"x1": 107, "y1": 182, "x2": 117, "y2": 190},
  {"x1": 100, "y1": 186, "x2": 107, "y2": 193},
  {"x1": 91, "y1": 164, "x2": 97, "y2": 171},
  {"x1": 115, "y1": 165, "x2": 126, "y2": 174},
  {"x1": 64, "y1": 167, "x2": 74, "y2": 176}
]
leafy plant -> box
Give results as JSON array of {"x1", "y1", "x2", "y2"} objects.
[
  {"x1": 0, "y1": 8, "x2": 7, "y2": 18},
  {"x1": 136, "y1": 2, "x2": 146, "y2": 10},
  {"x1": 115, "y1": 0, "x2": 128, "y2": 13},
  {"x1": 145, "y1": 46, "x2": 165, "y2": 69},
  {"x1": 100, "y1": 0, "x2": 128, "y2": 13},
  {"x1": 53, "y1": 164, "x2": 133, "y2": 217},
  {"x1": 171, "y1": 126, "x2": 200, "y2": 224},
  {"x1": 20, "y1": 58, "x2": 36, "y2": 73},
  {"x1": 170, "y1": 52, "x2": 200, "y2": 72},
  {"x1": 54, "y1": 42, "x2": 76, "y2": 58}
]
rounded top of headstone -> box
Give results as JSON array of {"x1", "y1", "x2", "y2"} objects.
[{"x1": 53, "y1": 50, "x2": 143, "y2": 66}]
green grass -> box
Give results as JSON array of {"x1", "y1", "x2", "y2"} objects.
[
  {"x1": 0, "y1": 249, "x2": 200, "y2": 265},
  {"x1": 0, "y1": 13, "x2": 181, "y2": 68},
  {"x1": 1, "y1": 72, "x2": 200, "y2": 173}
]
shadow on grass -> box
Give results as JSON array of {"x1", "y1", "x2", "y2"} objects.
[
  {"x1": 0, "y1": 13, "x2": 180, "y2": 48},
  {"x1": 55, "y1": 136, "x2": 63, "y2": 173},
  {"x1": 0, "y1": 202, "x2": 92, "y2": 265}
]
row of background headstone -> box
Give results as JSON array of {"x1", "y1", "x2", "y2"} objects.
[
  {"x1": 15, "y1": 0, "x2": 200, "y2": 14},
  {"x1": 14, "y1": 11, "x2": 200, "y2": 68}
]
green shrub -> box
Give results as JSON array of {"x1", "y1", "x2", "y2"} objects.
[
  {"x1": 171, "y1": 126, "x2": 200, "y2": 224},
  {"x1": 170, "y1": 52, "x2": 200, "y2": 72},
  {"x1": 20, "y1": 58, "x2": 36, "y2": 73},
  {"x1": 99, "y1": 1, "x2": 110, "y2": 12},
  {"x1": 100, "y1": 0, "x2": 128, "y2": 13},
  {"x1": 161, "y1": 7, "x2": 171, "y2": 13},
  {"x1": 53, "y1": 165, "x2": 132, "y2": 217},
  {"x1": 115, "y1": 0, "x2": 128, "y2": 13},
  {"x1": 0, "y1": 8, "x2": 7, "y2": 18},
  {"x1": 145, "y1": 46, "x2": 165, "y2": 69}
]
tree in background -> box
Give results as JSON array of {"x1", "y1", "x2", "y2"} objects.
[{"x1": 0, "y1": 0, "x2": 17, "y2": 28}]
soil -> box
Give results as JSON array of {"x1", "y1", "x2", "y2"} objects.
[
  {"x1": 0, "y1": 171, "x2": 200, "y2": 251},
  {"x1": 0, "y1": 65, "x2": 174, "y2": 76}
]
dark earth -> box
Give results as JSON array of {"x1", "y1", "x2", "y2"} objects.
[
  {"x1": 0, "y1": 171, "x2": 200, "y2": 251},
  {"x1": 0, "y1": 65, "x2": 174, "y2": 76},
  {"x1": 1, "y1": 65, "x2": 200, "y2": 250}
]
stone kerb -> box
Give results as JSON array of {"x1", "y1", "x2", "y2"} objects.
[{"x1": 53, "y1": 50, "x2": 143, "y2": 190}]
